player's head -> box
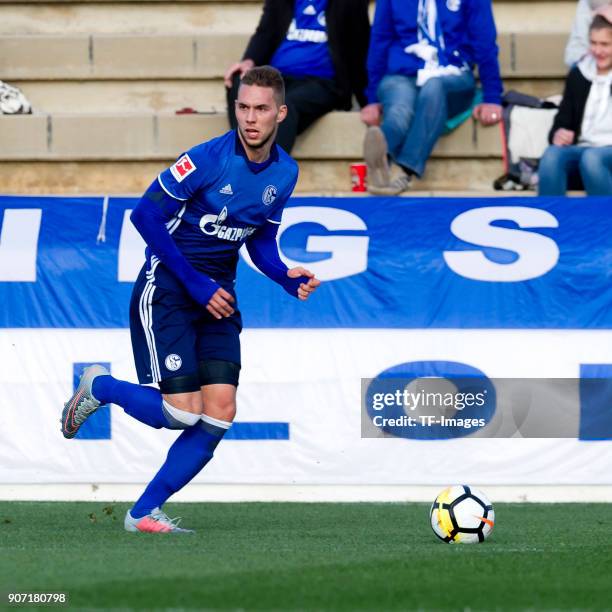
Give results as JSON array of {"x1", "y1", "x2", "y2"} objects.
[
  {"x1": 235, "y1": 66, "x2": 288, "y2": 150},
  {"x1": 590, "y1": 12, "x2": 612, "y2": 71}
]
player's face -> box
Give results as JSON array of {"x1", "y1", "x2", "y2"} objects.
[
  {"x1": 235, "y1": 84, "x2": 288, "y2": 151},
  {"x1": 590, "y1": 28, "x2": 612, "y2": 72}
]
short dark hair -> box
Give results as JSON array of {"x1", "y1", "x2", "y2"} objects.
[
  {"x1": 239, "y1": 66, "x2": 286, "y2": 107},
  {"x1": 590, "y1": 14, "x2": 612, "y2": 32}
]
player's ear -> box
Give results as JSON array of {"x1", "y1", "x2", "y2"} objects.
[{"x1": 276, "y1": 104, "x2": 288, "y2": 124}]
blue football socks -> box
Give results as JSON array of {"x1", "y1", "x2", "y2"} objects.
[
  {"x1": 91, "y1": 375, "x2": 230, "y2": 518},
  {"x1": 130, "y1": 415, "x2": 230, "y2": 519},
  {"x1": 92, "y1": 375, "x2": 199, "y2": 430}
]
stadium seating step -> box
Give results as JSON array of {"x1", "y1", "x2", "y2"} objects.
[
  {"x1": 0, "y1": 111, "x2": 502, "y2": 161},
  {"x1": 0, "y1": 2, "x2": 577, "y2": 35},
  {"x1": 1, "y1": 32, "x2": 567, "y2": 81},
  {"x1": 0, "y1": 158, "x2": 507, "y2": 194},
  {"x1": 0, "y1": 111, "x2": 506, "y2": 193}
]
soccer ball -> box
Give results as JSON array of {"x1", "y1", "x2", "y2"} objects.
[{"x1": 430, "y1": 485, "x2": 495, "y2": 544}]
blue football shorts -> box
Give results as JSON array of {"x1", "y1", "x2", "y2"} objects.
[{"x1": 129, "y1": 261, "x2": 242, "y2": 389}]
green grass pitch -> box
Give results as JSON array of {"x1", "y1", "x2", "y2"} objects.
[{"x1": 1, "y1": 501, "x2": 612, "y2": 610}]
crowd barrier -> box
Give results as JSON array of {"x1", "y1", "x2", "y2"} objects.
[{"x1": 1, "y1": 195, "x2": 611, "y2": 487}]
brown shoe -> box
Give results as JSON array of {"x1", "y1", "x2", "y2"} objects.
[{"x1": 363, "y1": 126, "x2": 391, "y2": 188}]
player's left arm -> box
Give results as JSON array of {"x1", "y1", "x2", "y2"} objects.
[{"x1": 246, "y1": 221, "x2": 321, "y2": 301}]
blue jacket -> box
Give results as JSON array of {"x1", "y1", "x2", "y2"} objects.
[{"x1": 366, "y1": 0, "x2": 503, "y2": 105}]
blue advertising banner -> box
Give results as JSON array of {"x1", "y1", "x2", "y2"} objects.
[{"x1": 1, "y1": 195, "x2": 611, "y2": 329}]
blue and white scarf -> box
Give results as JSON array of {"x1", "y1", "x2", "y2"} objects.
[{"x1": 404, "y1": 0, "x2": 467, "y2": 86}]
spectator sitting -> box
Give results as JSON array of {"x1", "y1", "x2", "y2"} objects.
[
  {"x1": 224, "y1": 0, "x2": 370, "y2": 153},
  {"x1": 538, "y1": 11, "x2": 612, "y2": 197},
  {"x1": 565, "y1": 0, "x2": 611, "y2": 67},
  {"x1": 360, "y1": 0, "x2": 503, "y2": 196}
]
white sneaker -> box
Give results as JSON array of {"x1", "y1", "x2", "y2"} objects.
[
  {"x1": 61, "y1": 364, "x2": 109, "y2": 439},
  {"x1": 124, "y1": 508, "x2": 195, "y2": 534}
]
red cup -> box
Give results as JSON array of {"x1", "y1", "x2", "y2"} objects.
[{"x1": 350, "y1": 163, "x2": 367, "y2": 192}]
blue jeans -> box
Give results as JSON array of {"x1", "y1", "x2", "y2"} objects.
[
  {"x1": 538, "y1": 145, "x2": 612, "y2": 196},
  {"x1": 377, "y1": 71, "x2": 476, "y2": 177}
]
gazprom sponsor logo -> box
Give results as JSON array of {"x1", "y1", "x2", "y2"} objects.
[{"x1": 199, "y1": 206, "x2": 257, "y2": 242}]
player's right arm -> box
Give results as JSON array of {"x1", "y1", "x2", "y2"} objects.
[{"x1": 131, "y1": 177, "x2": 234, "y2": 320}]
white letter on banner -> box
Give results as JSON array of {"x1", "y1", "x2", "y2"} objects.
[
  {"x1": 118, "y1": 210, "x2": 146, "y2": 282},
  {"x1": 0, "y1": 209, "x2": 42, "y2": 281},
  {"x1": 443, "y1": 207, "x2": 559, "y2": 282},
  {"x1": 241, "y1": 207, "x2": 369, "y2": 281}
]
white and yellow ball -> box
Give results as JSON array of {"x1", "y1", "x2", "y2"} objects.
[{"x1": 430, "y1": 485, "x2": 495, "y2": 544}]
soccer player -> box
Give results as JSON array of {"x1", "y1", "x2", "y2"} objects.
[{"x1": 61, "y1": 66, "x2": 320, "y2": 534}]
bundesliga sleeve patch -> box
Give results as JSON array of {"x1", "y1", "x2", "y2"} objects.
[{"x1": 170, "y1": 154, "x2": 197, "y2": 183}]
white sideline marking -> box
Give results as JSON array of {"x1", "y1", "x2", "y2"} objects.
[{"x1": 1, "y1": 484, "x2": 612, "y2": 503}]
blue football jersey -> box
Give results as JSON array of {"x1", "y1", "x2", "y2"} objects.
[
  {"x1": 156, "y1": 130, "x2": 298, "y2": 286},
  {"x1": 270, "y1": 0, "x2": 335, "y2": 80}
]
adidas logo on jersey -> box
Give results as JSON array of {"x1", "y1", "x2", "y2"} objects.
[
  {"x1": 303, "y1": 4, "x2": 316, "y2": 15},
  {"x1": 219, "y1": 184, "x2": 233, "y2": 195}
]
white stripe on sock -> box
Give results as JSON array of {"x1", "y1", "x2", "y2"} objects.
[
  {"x1": 162, "y1": 400, "x2": 201, "y2": 426},
  {"x1": 200, "y1": 413, "x2": 232, "y2": 430}
]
